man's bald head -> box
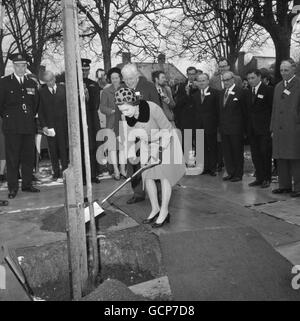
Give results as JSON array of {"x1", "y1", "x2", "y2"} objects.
[
  {"x1": 121, "y1": 63, "x2": 140, "y2": 89},
  {"x1": 280, "y1": 59, "x2": 296, "y2": 81}
]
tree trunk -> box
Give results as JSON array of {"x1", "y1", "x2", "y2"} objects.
[
  {"x1": 227, "y1": 47, "x2": 239, "y2": 74},
  {"x1": 0, "y1": 30, "x2": 5, "y2": 76},
  {"x1": 102, "y1": 38, "x2": 112, "y2": 72},
  {"x1": 27, "y1": 54, "x2": 42, "y2": 76},
  {"x1": 271, "y1": 30, "x2": 291, "y2": 83},
  {"x1": 0, "y1": 54, "x2": 5, "y2": 77}
]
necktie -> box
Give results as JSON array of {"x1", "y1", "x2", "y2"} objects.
[
  {"x1": 52, "y1": 87, "x2": 56, "y2": 95},
  {"x1": 284, "y1": 80, "x2": 288, "y2": 88},
  {"x1": 252, "y1": 87, "x2": 256, "y2": 103},
  {"x1": 224, "y1": 89, "x2": 229, "y2": 106},
  {"x1": 20, "y1": 77, "x2": 23, "y2": 85},
  {"x1": 201, "y1": 90, "x2": 205, "y2": 103},
  {"x1": 221, "y1": 76, "x2": 224, "y2": 89}
]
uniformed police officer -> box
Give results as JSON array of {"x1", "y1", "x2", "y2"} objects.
[
  {"x1": 0, "y1": 53, "x2": 40, "y2": 199},
  {"x1": 81, "y1": 58, "x2": 101, "y2": 184}
]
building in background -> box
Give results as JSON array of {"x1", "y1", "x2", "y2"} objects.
[
  {"x1": 117, "y1": 52, "x2": 186, "y2": 85},
  {"x1": 237, "y1": 51, "x2": 276, "y2": 79}
]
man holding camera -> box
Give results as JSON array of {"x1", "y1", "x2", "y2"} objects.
[{"x1": 174, "y1": 67, "x2": 200, "y2": 147}]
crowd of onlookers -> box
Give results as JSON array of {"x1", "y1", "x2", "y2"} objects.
[
  {"x1": 170, "y1": 57, "x2": 300, "y2": 197},
  {"x1": 1, "y1": 53, "x2": 300, "y2": 201}
]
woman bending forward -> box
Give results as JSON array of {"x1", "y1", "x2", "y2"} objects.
[{"x1": 115, "y1": 87, "x2": 186, "y2": 228}]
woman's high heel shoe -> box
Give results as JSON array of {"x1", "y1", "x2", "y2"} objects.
[
  {"x1": 142, "y1": 212, "x2": 160, "y2": 224},
  {"x1": 120, "y1": 173, "x2": 127, "y2": 179},
  {"x1": 152, "y1": 213, "x2": 170, "y2": 228}
]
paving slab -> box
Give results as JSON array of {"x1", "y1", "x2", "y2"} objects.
[
  {"x1": 253, "y1": 199, "x2": 300, "y2": 226},
  {"x1": 180, "y1": 173, "x2": 288, "y2": 207},
  {"x1": 0, "y1": 179, "x2": 132, "y2": 214},
  {"x1": 276, "y1": 241, "x2": 300, "y2": 266}
]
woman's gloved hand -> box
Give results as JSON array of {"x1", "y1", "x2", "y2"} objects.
[{"x1": 147, "y1": 143, "x2": 162, "y2": 165}]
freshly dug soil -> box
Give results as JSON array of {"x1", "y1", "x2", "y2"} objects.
[{"x1": 41, "y1": 206, "x2": 127, "y2": 233}]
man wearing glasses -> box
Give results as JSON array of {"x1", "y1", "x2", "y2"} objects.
[
  {"x1": 219, "y1": 71, "x2": 247, "y2": 182},
  {"x1": 271, "y1": 59, "x2": 300, "y2": 198},
  {"x1": 210, "y1": 57, "x2": 242, "y2": 173},
  {"x1": 210, "y1": 57, "x2": 242, "y2": 91}
]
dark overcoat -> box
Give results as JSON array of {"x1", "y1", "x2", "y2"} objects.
[
  {"x1": 270, "y1": 76, "x2": 300, "y2": 159},
  {"x1": 83, "y1": 78, "x2": 100, "y2": 149},
  {"x1": 38, "y1": 84, "x2": 68, "y2": 148}
]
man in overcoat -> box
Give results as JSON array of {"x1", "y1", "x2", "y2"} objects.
[
  {"x1": 39, "y1": 71, "x2": 68, "y2": 180},
  {"x1": 271, "y1": 59, "x2": 300, "y2": 197}
]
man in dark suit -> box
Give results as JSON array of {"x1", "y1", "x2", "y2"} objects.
[
  {"x1": 121, "y1": 63, "x2": 160, "y2": 204},
  {"x1": 0, "y1": 53, "x2": 40, "y2": 198},
  {"x1": 219, "y1": 71, "x2": 247, "y2": 182},
  {"x1": 39, "y1": 71, "x2": 68, "y2": 181},
  {"x1": 81, "y1": 58, "x2": 101, "y2": 184},
  {"x1": 210, "y1": 57, "x2": 243, "y2": 173},
  {"x1": 193, "y1": 73, "x2": 219, "y2": 176},
  {"x1": 246, "y1": 69, "x2": 273, "y2": 188}
]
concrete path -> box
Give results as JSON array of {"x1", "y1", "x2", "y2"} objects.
[
  {"x1": 1, "y1": 172, "x2": 300, "y2": 253},
  {"x1": 1, "y1": 171, "x2": 300, "y2": 300}
]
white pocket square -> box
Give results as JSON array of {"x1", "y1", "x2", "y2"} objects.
[
  {"x1": 257, "y1": 94, "x2": 264, "y2": 99},
  {"x1": 233, "y1": 98, "x2": 238, "y2": 101}
]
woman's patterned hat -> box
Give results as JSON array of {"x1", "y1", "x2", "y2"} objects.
[{"x1": 115, "y1": 87, "x2": 137, "y2": 105}]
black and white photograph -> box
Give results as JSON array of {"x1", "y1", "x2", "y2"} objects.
[{"x1": 0, "y1": 0, "x2": 300, "y2": 308}]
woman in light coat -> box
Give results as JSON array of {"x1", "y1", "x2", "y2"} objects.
[{"x1": 115, "y1": 87, "x2": 186, "y2": 228}]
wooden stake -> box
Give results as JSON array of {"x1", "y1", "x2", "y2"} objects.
[
  {"x1": 61, "y1": 0, "x2": 88, "y2": 300},
  {"x1": 73, "y1": 4, "x2": 99, "y2": 281}
]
